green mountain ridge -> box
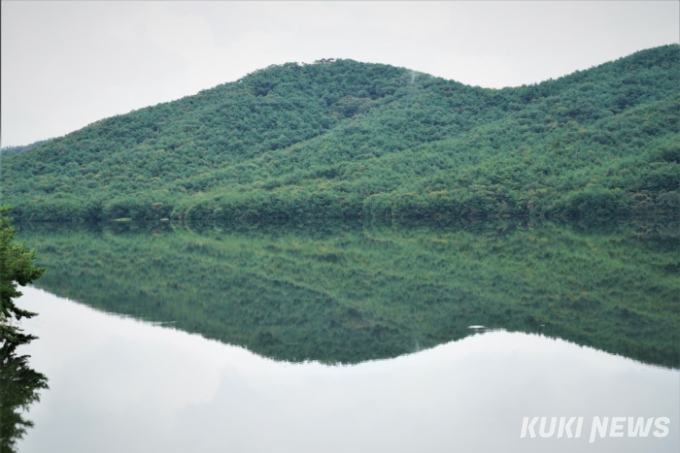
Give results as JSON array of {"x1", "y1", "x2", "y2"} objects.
[{"x1": 2, "y1": 45, "x2": 679, "y2": 222}]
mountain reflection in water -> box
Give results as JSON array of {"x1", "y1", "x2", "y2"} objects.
[{"x1": 16, "y1": 219, "x2": 680, "y2": 368}]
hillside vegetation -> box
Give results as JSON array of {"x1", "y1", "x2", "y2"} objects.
[{"x1": 2, "y1": 45, "x2": 679, "y2": 222}]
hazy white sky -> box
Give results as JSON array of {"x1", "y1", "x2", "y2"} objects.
[{"x1": 1, "y1": 1, "x2": 678, "y2": 147}]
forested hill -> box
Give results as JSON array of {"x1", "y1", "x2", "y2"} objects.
[
  {"x1": 2, "y1": 44, "x2": 678, "y2": 223},
  {"x1": 0, "y1": 139, "x2": 53, "y2": 159}
]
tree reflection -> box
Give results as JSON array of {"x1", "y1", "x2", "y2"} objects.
[{"x1": 0, "y1": 333, "x2": 48, "y2": 453}]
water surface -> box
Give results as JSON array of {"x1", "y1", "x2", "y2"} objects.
[
  {"x1": 11, "y1": 220, "x2": 680, "y2": 452},
  {"x1": 16, "y1": 287, "x2": 679, "y2": 453}
]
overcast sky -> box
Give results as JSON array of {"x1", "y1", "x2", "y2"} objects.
[{"x1": 2, "y1": 1, "x2": 678, "y2": 147}]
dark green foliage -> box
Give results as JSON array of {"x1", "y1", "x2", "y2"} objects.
[
  {"x1": 556, "y1": 187, "x2": 632, "y2": 222},
  {"x1": 0, "y1": 209, "x2": 48, "y2": 453},
  {"x1": 18, "y1": 219, "x2": 680, "y2": 367},
  {"x1": 0, "y1": 139, "x2": 52, "y2": 159},
  {"x1": 0, "y1": 338, "x2": 49, "y2": 453},
  {"x1": 2, "y1": 45, "x2": 679, "y2": 222},
  {"x1": 0, "y1": 208, "x2": 45, "y2": 333}
]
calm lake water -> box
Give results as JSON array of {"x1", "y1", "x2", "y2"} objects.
[{"x1": 9, "y1": 220, "x2": 680, "y2": 452}]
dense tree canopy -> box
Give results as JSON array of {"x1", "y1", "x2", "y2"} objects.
[
  {"x1": 1, "y1": 45, "x2": 678, "y2": 223},
  {"x1": 0, "y1": 208, "x2": 45, "y2": 346}
]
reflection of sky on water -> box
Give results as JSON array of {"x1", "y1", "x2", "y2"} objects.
[{"x1": 17, "y1": 286, "x2": 679, "y2": 453}]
